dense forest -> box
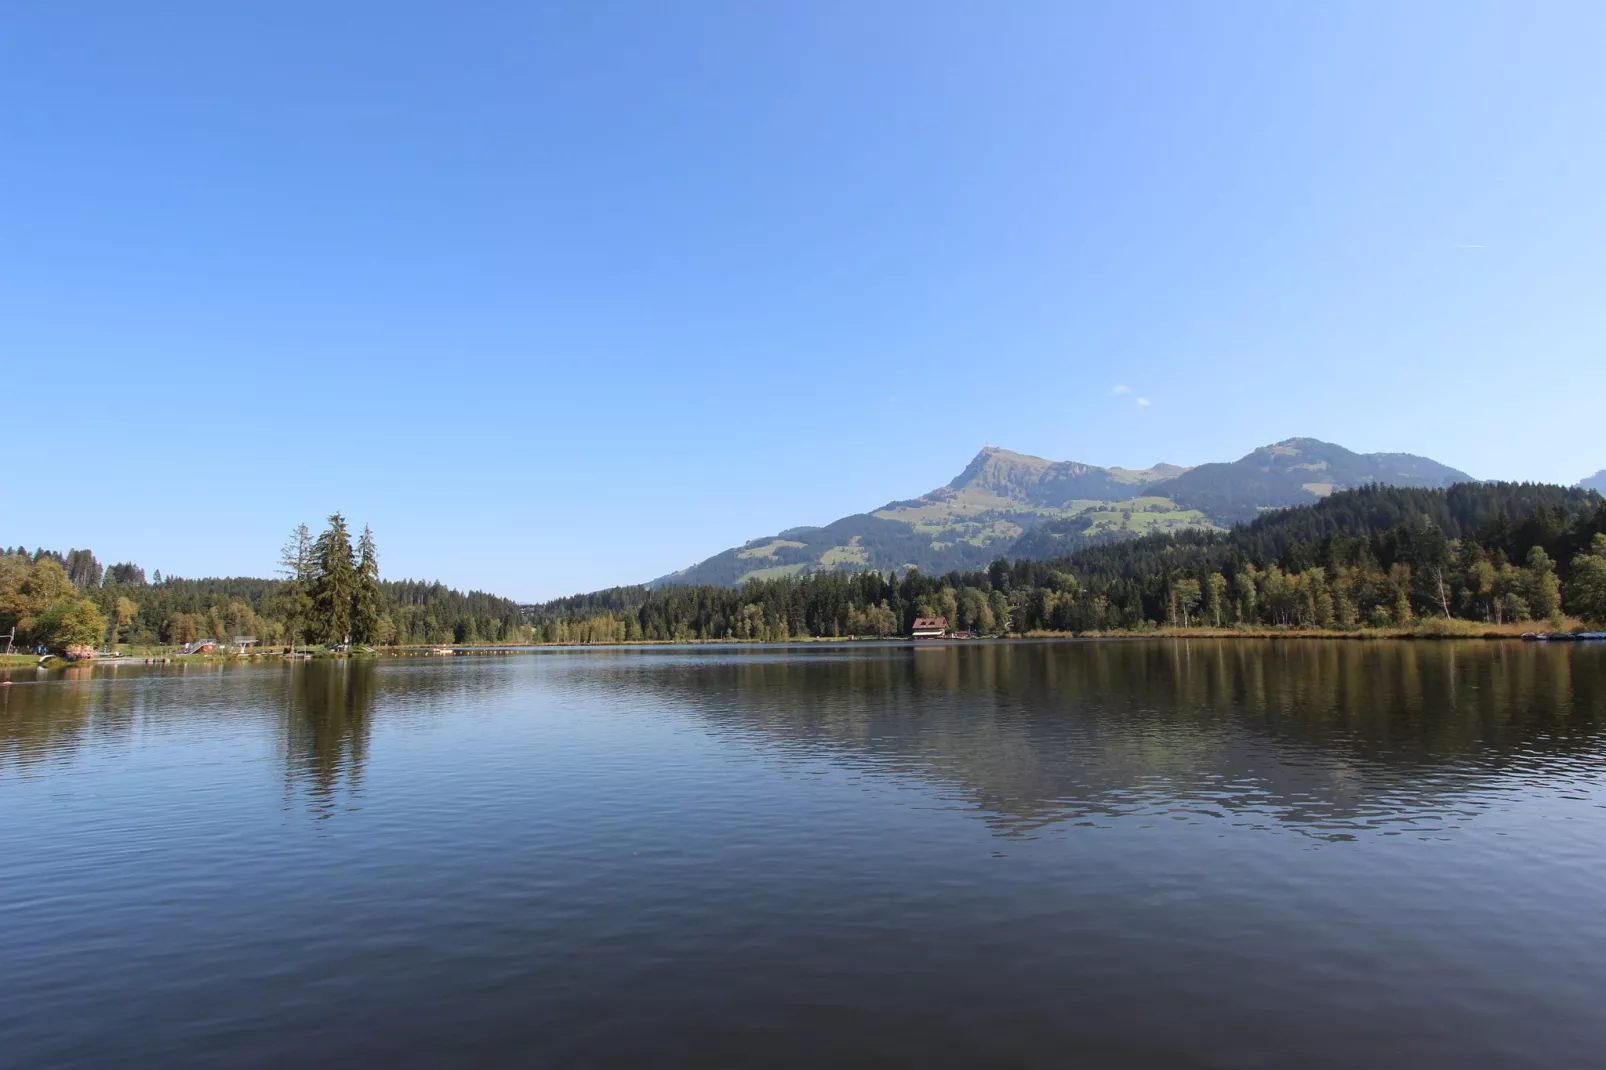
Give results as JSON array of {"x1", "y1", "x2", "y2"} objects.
[
  {"x1": 525, "y1": 483, "x2": 1606, "y2": 641},
  {"x1": 7, "y1": 483, "x2": 1606, "y2": 654},
  {"x1": 1, "y1": 515, "x2": 530, "y2": 652}
]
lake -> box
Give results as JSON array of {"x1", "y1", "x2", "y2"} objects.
[{"x1": 3, "y1": 640, "x2": 1605, "y2": 1068}]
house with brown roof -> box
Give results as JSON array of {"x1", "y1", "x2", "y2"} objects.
[{"x1": 911, "y1": 617, "x2": 947, "y2": 639}]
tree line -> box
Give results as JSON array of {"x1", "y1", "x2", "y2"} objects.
[
  {"x1": 2, "y1": 515, "x2": 530, "y2": 652},
  {"x1": 8, "y1": 482, "x2": 1606, "y2": 654},
  {"x1": 522, "y1": 483, "x2": 1606, "y2": 641}
]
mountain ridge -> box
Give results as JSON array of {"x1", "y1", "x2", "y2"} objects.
[{"x1": 651, "y1": 438, "x2": 1475, "y2": 587}]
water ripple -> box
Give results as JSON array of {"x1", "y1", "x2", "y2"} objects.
[{"x1": 2, "y1": 641, "x2": 1605, "y2": 1068}]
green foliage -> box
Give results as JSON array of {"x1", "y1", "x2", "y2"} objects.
[
  {"x1": 351, "y1": 525, "x2": 384, "y2": 645},
  {"x1": 276, "y1": 524, "x2": 316, "y2": 647},
  {"x1": 310, "y1": 514, "x2": 357, "y2": 645},
  {"x1": 526, "y1": 482, "x2": 1606, "y2": 640},
  {"x1": 9, "y1": 480, "x2": 1603, "y2": 651},
  {"x1": 1169, "y1": 578, "x2": 1202, "y2": 627},
  {"x1": 111, "y1": 596, "x2": 141, "y2": 643},
  {"x1": 64, "y1": 549, "x2": 103, "y2": 589},
  {"x1": 1522, "y1": 547, "x2": 1562, "y2": 622},
  {"x1": 8, "y1": 520, "x2": 528, "y2": 650},
  {"x1": 1566, "y1": 534, "x2": 1606, "y2": 627},
  {"x1": 0, "y1": 554, "x2": 107, "y2": 651},
  {"x1": 104, "y1": 561, "x2": 146, "y2": 586},
  {"x1": 0, "y1": 557, "x2": 76, "y2": 645},
  {"x1": 46, "y1": 599, "x2": 107, "y2": 650}
]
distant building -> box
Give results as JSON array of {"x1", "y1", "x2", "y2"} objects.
[
  {"x1": 911, "y1": 617, "x2": 947, "y2": 639},
  {"x1": 183, "y1": 639, "x2": 217, "y2": 655}
]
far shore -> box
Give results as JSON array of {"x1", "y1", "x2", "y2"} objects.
[{"x1": 8, "y1": 618, "x2": 1594, "y2": 670}]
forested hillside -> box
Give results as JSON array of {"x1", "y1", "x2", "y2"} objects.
[{"x1": 526, "y1": 482, "x2": 1606, "y2": 641}]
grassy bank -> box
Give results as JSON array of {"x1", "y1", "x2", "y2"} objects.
[
  {"x1": 394, "y1": 620, "x2": 1587, "y2": 650},
  {"x1": 15, "y1": 624, "x2": 1584, "y2": 670},
  {"x1": 1030, "y1": 618, "x2": 1583, "y2": 640}
]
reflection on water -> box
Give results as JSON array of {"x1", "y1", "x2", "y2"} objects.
[
  {"x1": 544, "y1": 640, "x2": 1606, "y2": 837},
  {"x1": 3, "y1": 641, "x2": 1604, "y2": 836},
  {"x1": 3, "y1": 641, "x2": 1606, "y2": 1069},
  {"x1": 1, "y1": 657, "x2": 505, "y2": 809},
  {"x1": 282, "y1": 661, "x2": 377, "y2": 815}
]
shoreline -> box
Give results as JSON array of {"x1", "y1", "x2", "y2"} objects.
[
  {"x1": 106, "y1": 620, "x2": 1599, "y2": 655},
  {"x1": 12, "y1": 621, "x2": 1586, "y2": 668}
]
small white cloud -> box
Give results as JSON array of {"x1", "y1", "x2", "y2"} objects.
[
  {"x1": 1136, "y1": 397, "x2": 1151, "y2": 407},
  {"x1": 1112, "y1": 384, "x2": 1131, "y2": 395}
]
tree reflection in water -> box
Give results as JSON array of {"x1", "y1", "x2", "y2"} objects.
[
  {"x1": 6, "y1": 642, "x2": 1604, "y2": 837},
  {"x1": 546, "y1": 639, "x2": 1606, "y2": 838},
  {"x1": 283, "y1": 660, "x2": 376, "y2": 817}
]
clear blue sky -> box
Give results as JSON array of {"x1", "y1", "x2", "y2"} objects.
[{"x1": 5, "y1": 2, "x2": 1604, "y2": 601}]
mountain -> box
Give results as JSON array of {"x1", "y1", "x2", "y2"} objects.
[
  {"x1": 654, "y1": 438, "x2": 1476, "y2": 587},
  {"x1": 653, "y1": 448, "x2": 1200, "y2": 587},
  {"x1": 990, "y1": 438, "x2": 1473, "y2": 560},
  {"x1": 1580, "y1": 470, "x2": 1606, "y2": 493},
  {"x1": 1143, "y1": 438, "x2": 1473, "y2": 525},
  {"x1": 928, "y1": 448, "x2": 1188, "y2": 508}
]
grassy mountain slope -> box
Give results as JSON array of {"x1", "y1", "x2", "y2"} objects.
[
  {"x1": 653, "y1": 438, "x2": 1477, "y2": 587},
  {"x1": 653, "y1": 513, "x2": 1009, "y2": 589},
  {"x1": 654, "y1": 448, "x2": 1193, "y2": 586},
  {"x1": 1013, "y1": 438, "x2": 1474, "y2": 559},
  {"x1": 1148, "y1": 438, "x2": 1472, "y2": 524}
]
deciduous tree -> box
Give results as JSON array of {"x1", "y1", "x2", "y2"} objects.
[
  {"x1": 1566, "y1": 534, "x2": 1606, "y2": 627},
  {"x1": 1522, "y1": 547, "x2": 1562, "y2": 622}
]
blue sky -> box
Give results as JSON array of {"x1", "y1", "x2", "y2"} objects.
[{"x1": 4, "y1": 2, "x2": 1604, "y2": 601}]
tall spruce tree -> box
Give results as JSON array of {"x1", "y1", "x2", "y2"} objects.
[
  {"x1": 277, "y1": 523, "x2": 316, "y2": 650},
  {"x1": 65, "y1": 549, "x2": 103, "y2": 589},
  {"x1": 310, "y1": 514, "x2": 357, "y2": 645},
  {"x1": 351, "y1": 525, "x2": 383, "y2": 644},
  {"x1": 105, "y1": 562, "x2": 147, "y2": 586}
]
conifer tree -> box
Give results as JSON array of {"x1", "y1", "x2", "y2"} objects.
[
  {"x1": 310, "y1": 514, "x2": 356, "y2": 645},
  {"x1": 277, "y1": 524, "x2": 316, "y2": 649},
  {"x1": 351, "y1": 525, "x2": 383, "y2": 644},
  {"x1": 64, "y1": 549, "x2": 103, "y2": 589}
]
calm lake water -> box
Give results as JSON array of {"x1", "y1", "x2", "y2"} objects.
[{"x1": 3, "y1": 640, "x2": 1605, "y2": 1068}]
